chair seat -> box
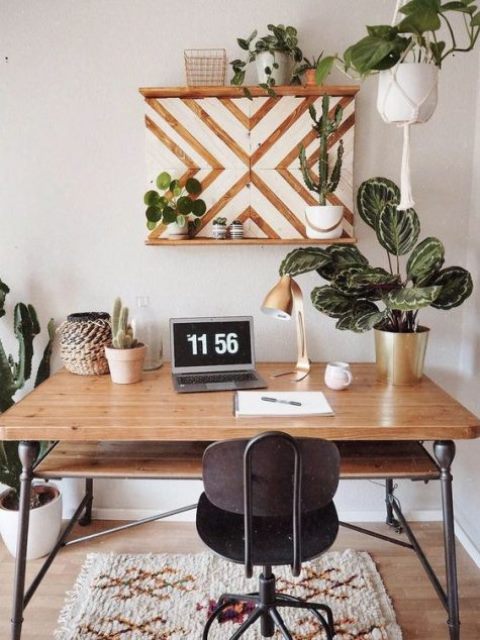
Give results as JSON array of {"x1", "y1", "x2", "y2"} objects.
[{"x1": 196, "y1": 492, "x2": 338, "y2": 566}]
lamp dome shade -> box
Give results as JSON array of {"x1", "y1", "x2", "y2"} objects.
[{"x1": 261, "y1": 275, "x2": 293, "y2": 320}]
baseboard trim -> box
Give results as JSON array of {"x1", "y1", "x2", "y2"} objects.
[{"x1": 454, "y1": 518, "x2": 480, "y2": 568}]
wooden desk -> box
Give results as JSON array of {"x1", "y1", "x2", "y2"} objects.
[{"x1": 1, "y1": 363, "x2": 478, "y2": 640}]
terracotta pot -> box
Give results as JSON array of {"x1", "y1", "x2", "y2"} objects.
[
  {"x1": 377, "y1": 62, "x2": 438, "y2": 124},
  {"x1": 302, "y1": 68, "x2": 316, "y2": 86},
  {"x1": 0, "y1": 484, "x2": 62, "y2": 559},
  {"x1": 374, "y1": 327, "x2": 430, "y2": 386},
  {"x1": 305, "y1": 205, "x2": 344, "y2": 239},
  {"x1": 105, "y1": 344, "x2": 146, "y2": 384}
]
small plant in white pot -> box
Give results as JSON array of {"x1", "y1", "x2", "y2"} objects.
[
  {"x1": 230, "y1": 24, "x2": 303, "y2": 95},
  {"x1": 299, "y1": 95, "x2": 344, "y2": 240},
  {"x1": 212, "y1": 217, "x2": 228, "y2": 239},
  {"x1": 105, "y1": 298, "x2": 146, "y2": 384},
  {"x1": 144, "y1": 172, "x2": 207, "y2": 239}
]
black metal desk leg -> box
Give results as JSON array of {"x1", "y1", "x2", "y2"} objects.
[
  {"x1": 79, "y1": 478, "x2": 94, "y2": 526},
  {"x1": 434, "y1": 440, "x2": 460, "y2": 640},
  {"x1": 10, "y1": 441, "x2": 39, "y2": 640}
]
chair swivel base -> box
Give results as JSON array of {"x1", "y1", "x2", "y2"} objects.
[{"x1": 203, "y1": 568, "x2": 334, "y2": 640}]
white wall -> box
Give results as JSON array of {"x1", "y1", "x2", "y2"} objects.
[{"x1": 1, "y1": 1, "x2": 479, "y2": 533}]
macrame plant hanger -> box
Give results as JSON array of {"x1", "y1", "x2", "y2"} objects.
[{"x1": 378, "y1": 0, "x2": 439, "y2": 210}]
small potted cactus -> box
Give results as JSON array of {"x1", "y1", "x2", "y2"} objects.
[
  {"x1": 212, "y1": 217, "x2": 228, "y2": 239},
  {"x1": 104, "y1": 298, "x2": 146, "y2": 384},
  {"x1": 299, "y1": 95, "x2": 344, "y2": 240}
]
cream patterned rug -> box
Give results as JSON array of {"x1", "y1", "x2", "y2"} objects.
[{"x1": 55, "y1": 550, "x2": 402, "y2": 639}]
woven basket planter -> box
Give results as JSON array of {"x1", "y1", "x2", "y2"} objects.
[{"x1": 59, "y1": 312, "x2": 111, "y2": 376}]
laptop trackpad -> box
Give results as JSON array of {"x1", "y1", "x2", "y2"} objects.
[{"x1": 206, "y1": 381, "x2": 237, "y2": 391}]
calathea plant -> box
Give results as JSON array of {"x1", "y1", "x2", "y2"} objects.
[
  {"x1": 299, "y1": 95, "x2": 344, "y2": 206},
  {"x1": 0, "y1": 277, "x2": 54, "y2": 507},
  {"x1": 279, "y1": 177, "x2": 473, "y2": 333}
]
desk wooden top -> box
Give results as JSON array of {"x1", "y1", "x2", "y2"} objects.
[{"x1": 0, "y1": 364, "x2": 478, "y2": 442}]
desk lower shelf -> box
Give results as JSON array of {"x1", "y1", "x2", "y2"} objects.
[{"x1": 35, "y1": 440, "x2": 440, "y2": 481}]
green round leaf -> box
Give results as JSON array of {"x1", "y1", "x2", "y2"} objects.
[
  {"x1": 156, "y1": 172, "x2": 171, "y2": 190},
  {"x1": 176, "y1": 214, "x2": 186, "y2": 228},
  {"x1": 376, "y1": 204, "x2": 420, "y2": 256},
  {"x1": 146, "y1": 220, "x2": 157, "y2": 230},
  {"x1": 170, "y1": 180, "x2": 182, "y2": 197},
  {"x1": 145, "y1": 205, "x2": 162, "y2": 223},
  {"x1": 177, "y1": 196, "x2": 193, "y2": 215},
  {"x1": 185, "y1": 178, "x2": 202, "y2": 196},
  {"x1": 144, "y1": 190, "x2": 160, "y2": 206},
  {"x1": 161, "y1": 206, "x2": 177, "y2": 224},
  {"x1": 407, "y1": 237, "x2": 445, "y2": 285},
  {"x1": 191, "y1": 199, "x2": 207, "y2": 217},
  {"x1": 357, "y1": 177, "x2": 400, "y2": 230},
  {"x1": 429, "y1": 267, "x2": 473, "y2": 310}
]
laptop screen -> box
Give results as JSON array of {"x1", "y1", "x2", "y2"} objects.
[{"x1": 171, "y1": 317, "x2": 255, "y2": 373}]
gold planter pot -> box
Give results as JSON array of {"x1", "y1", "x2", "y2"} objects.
[{"x1": 374, "y1": 327, "x2": 430, "y2": 386}]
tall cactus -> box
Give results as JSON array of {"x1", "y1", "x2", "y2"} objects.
[
  {"x1": 111, "y1": 297, "x2": 139, "y2": 349},
  {"x1": 299, "y1": 95, "x2": 344, "y2": 206},
  {"x1": 0, "y1": 277, "x2": 55, "y2": 501}
]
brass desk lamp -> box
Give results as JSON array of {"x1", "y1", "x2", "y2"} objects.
[{"x1": 261, "y1": 275, "x2": 310, "y2": 381}]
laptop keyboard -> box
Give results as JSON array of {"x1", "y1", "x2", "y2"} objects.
[{"x1": 177, "y1": 372, "x2": 258, "y2": 385}]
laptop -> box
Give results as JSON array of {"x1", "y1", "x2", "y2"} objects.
[{"x1": 170, "y1": 316, "x2": 267, "y2": 393}]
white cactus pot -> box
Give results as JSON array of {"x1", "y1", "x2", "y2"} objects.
[
  {"x1": 377, "y1": 62, "x2": 439, "y2": 124},
  {"x1": 0, "y1": 484, "x2": 62, "y2": 560},
  {"x1": 105, "y1": 344, "x2": 146, "y2": 384},
  {"x1": 305, "y1": 205, "x2": 344, "y2": 240},
  {"x1": 255, "y1": 51, "x2": 292, "y2": 86}
]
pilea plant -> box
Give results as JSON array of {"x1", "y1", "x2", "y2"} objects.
[
  {"x1": 144, "y1": 172, "x2": 206, "y2": 232},
  {"x1": 299, "y1": 95, "x2": 344, "y2": 206},
  {"x1": 230, "y1": 24, "x2": 303, "y2": 96},
  {"x1": 279, "y1": 177, "x2": 473, "y2": 333},
  {"x1": 111, "y1": 298, "x2": 139, "y2": 349},
  {"x1": 0, "y1": 277, "x2": 55, "y2": 507}
]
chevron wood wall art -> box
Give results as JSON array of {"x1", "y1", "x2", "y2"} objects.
[{"x1": 140, "y1": 86, "x2": 359, "y2": 244}]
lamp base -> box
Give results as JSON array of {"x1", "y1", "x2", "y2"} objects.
[{"x1": 272, "y1": 362, "x2": 311, "y2": 382}]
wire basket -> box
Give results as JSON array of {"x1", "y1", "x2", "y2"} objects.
[
  {"x1": 184, "y1": 49, "x2": 226, "y2": 86},
  {"x1": 59, "y1": 312, "x2": 111, "y2": 376}
]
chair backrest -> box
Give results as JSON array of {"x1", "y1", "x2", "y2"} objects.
[{"x1": 203, "y1": 432, "x2": 340, "y2": 517}]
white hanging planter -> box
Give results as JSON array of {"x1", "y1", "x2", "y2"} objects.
[
  {"x1": 377, "y1": 62, "x2": 439, "y2": 125},
  {"x1": 305, "y1": 205, "x2": 344, "y2": 240},
  {"x1": 0, "y1": 484, "x2": 62, "y2": 559},
  {"x1": 167, "y1": 221, "x2": 189, "y2": 239},
  {"x1": 255, "y1": 51, "x2": 292, "y2": 86}
]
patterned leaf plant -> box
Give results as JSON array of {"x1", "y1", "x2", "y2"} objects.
[{"x1": 279, "y1": 177, "x2": 473, "y2": 333}]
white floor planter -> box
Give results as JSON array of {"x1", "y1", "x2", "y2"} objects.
[
  {"x1": 105, "y1": 344, "x2": 146, "y2": 384},
  {"x1": 305, "y1": 205, "x2": 344, "y2": 240},
  {"x1": 0, "y1": 484, "x2": 62, "y2": 560},
  {"x1": 377, "y1": 62, "x2": 439, "y2": 124},
  {"x1": 167, "y1": 221, "x2": 189, "y2": 239},
  {"x1": 255, "y1": 51, "x2": 292, "y2": 86}
]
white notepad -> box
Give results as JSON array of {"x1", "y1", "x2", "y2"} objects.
[{"x1": 234, "y1": 391, "x2": 334, "y2": 417}]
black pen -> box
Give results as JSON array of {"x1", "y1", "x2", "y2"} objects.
[{"x1": 261, "y1": 396, "x2": 302, "y2": 407}]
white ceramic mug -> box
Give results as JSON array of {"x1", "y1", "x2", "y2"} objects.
[{"x1": 324, "y1": 362, "x2": 352, "y2": 391}]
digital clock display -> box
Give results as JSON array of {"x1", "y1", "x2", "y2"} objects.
[{"x1": 172, "y1": 319, "x2": 253, "y2": 368}]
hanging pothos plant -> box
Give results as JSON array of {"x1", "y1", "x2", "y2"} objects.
[{"x1": 279, "y1": 177, "x2": 473, "y2": 333}]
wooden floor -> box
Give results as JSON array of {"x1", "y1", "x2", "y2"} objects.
[{"x1": 0, "y1": 521, "x2": 479, "y2": 639}]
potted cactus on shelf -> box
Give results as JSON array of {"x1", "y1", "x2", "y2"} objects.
[
  {"x1": 104, "y1": 298, "x2": 146, "y2": 384},
  {"x1": 0, "y1": 277, "x2": 58, "y2": 559},
  {"x1": 299, "y1": 95, "x2": 344, "y2": 239},
  {"x1": 144, "y1": 172, "x2": 207, "y2": 239},
  {"x1": 279, "y1": 177, "x2": 473, "y2": 385},
  {"x1": 212, "y1": 217, "x2": 228, "y2": 239}
]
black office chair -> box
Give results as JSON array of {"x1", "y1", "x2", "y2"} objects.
[{"x1": 196, "y1": 431, "x2": 340, "y2": 640}]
